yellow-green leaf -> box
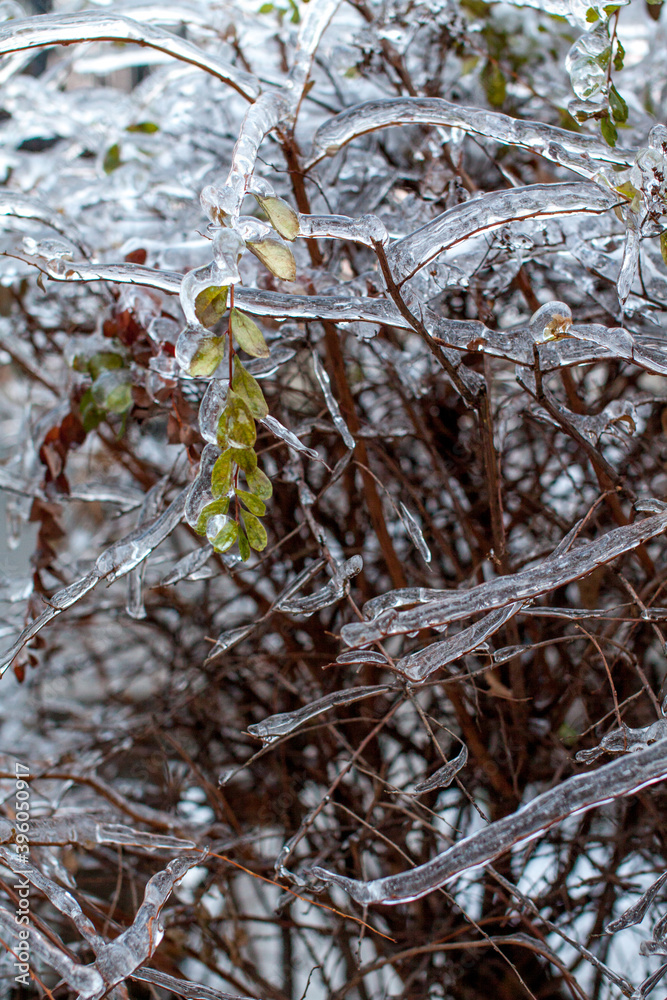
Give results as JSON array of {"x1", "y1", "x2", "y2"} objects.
[
  {"x1": 241, "y1": 509, "x2": 268, "y2": 551},
  {"x1": 246, "y1": 238, "x2": 296, "y2": 282},
  {"x1": 194, "y1": 285, "x2": 228, "y2": 328},
  {"x1": 231, "y1": 447, "x2": 258, "y2": 473},
  {"x1": 103, "y1": 142, "x2": 121, "y2": 173},
  {"x1": 211, "y1": 518, "x2": 239, "y2": 553},
  {"x1": 660, "y1": 231, "x2": 667, "y2": 267},
  {"x1": 211, "y1": 450, "x2": 233, "y2": 497},
  {"x1": 126, "y1": 122, "x2": 159, "y2": 133},
  {"x1": 226, "y1": 395, "x2": 256, "y2": 449},
  {"x1": 232, "y1": 356, "x2": 269, "y2": 417},
  {"x1": 255, "y1": 195, "x2": 299, "y2": 241},
  {"x1": 238, "y1": 526, "x2": 251, "y2": 562},
  {"x1": 246, "y1": 465, "x2": 273, "y2": 500},
  {"x1": 230, "y1": 309, "x2": 270, "y2": 358},
  {"x1": 236, "y1": 489, "x2": 266, "y2": 516},
  {"x1": 189, "y1": 335, "x2": 225, "y2": 377}
]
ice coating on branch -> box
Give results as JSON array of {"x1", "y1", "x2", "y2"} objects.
[
  {"x1": 200, "y1": 92, "x2": 289, "y2": 223},
  {"x1": 0, "y1": 902, "x2": 105, "y2": 998},
  {"x1": 212, "y1": 228, "x2": 245, "y2": 277},
  {"x1": 93, "y1": 854, "x2": 201, "y2": 989},
  {"x1": 127, "y1": 477, "x2": 168, "y2": 619},
  {"x1": 132, "y1": 966, "x2": 261, "y2": 1000},
  {"x1": 566, "y1": 23, "x2": 611, "y2": 101},
  {"x1": 198, "y1": 379, "x2": 228, "y2": 445},
  {"x1": 0, "y1": 11, "x2": 259, "y2": 100},
  {"x1": 313, "y1": 741, "x2": 667, "y2": 905},
  {"x1": 576, "y1": 720, "x2": 667, "y2": 763},
  {"x1": 341, "y1": 510, "x2": 667, "y2": 646},
  {"x1": 185, "y1": 444, "x2": 219, "y2": 528},
  {"x1": 247, "y1": 684, "x2": 392, "y2": 741},
  {"x1": 0, "y1": 191, "x2": 86, "y2": 246},
  {"x1": 413, "y1": 745, "x2": 468, "y2": 792},
  {"x1": 298, "y1": 213, "x2": 389, "y2": 246},
  {"x1": 95, "y1": 488, "x2": 187, "y2": 581},
  {"x1": 386, "y1": 183, "x2": 617, "y2": 283},
  {"x1": 277, "y1": 555, "x2": 362, "y2": 614},
  {"x1": 285, "y1": 0, "x2": 340, "y2": 109},
  {"x1": 308, "y1": 97, "x2": 632, "y2": 174},
  {"x1": 179, "y1": 262, "x2": 230, "y2": 328},
  {"x1": 312, "y1": 352, "x2": 355, "y2": 449},
  {"x1": 159, "y1": 545, "x2": 213, "y2": 585},
  {"x1": 397, "y1": 603, "x2": 524, "y2": 682},
  {"x1": 490, "y1": 0, "x2": 628, "y2": 28}
]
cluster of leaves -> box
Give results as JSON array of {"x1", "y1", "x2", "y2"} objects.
[{"x1": 193, "y1": 302, "x2": 274, "y2": 557}]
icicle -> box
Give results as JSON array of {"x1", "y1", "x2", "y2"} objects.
[
  {"x1": 312, "y1": 352, "x2": 355, "y2": 450},
  {"x1": 413, "y1": 745, "x2": 468, "y2": 792}
]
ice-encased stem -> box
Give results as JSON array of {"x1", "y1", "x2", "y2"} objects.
[
  {"x1": 247, "y1": 684, "x2": 393, "y2": 740},
  {"x1": 397, "y1": 603, "x2": 524, "y2": 682},
  {"x1": 298, "y1": 212, "x2": 388, "y2": 247},
  {"x1": 312, "y1": 740, "x2": 667, "y2": 905},
  {"x1": 307, "y1": 97, "x2": 634, "y2": 173},
  {"x1": 387, "y1": 182, "x2": 618, "y2": 284},
  {"x1": 0, "y1": 11, "x2": 259, "y2": 100},
  {"x1": 286, "y1": 0, "x2": 340, "y2": 114},
  {"x1": 0, "y1": 902, "x2": 105, "y2": 998},
  {"x1": 341, "y1": 509, "x2": 667, "y2": 646},
  {"x1": 201, "y1": 92, "x2": 289, "y2": 223}
]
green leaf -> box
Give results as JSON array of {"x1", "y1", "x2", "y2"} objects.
[
  {"x1": 600, "y1": 116, "x2": 617, "y2": 147},
  {"x1": 241, "y1": 509, "x2": 268, "y2": 551},
  {"x1": 258, "y1": 2, "x2": 274, "y2": 10},
  {"x1": 230, "y1": 308, "x2": 270, "y2": 358},
  {"x1": 87, "y1": 352, "x2": 124, "y2": 379},
  {"x1": 226, "y1": 395, "x2": 256, "y2": 449},
  {"x1": 195, "y1": 497, "x2": 230, "y2": 536},
  {"x1": 211, "y1": 450, "x2": 234, "y2": 498},
  {"x1": 194, "y1": 285, "x2": 229, "y2": 327},
  {"x1": 211, "y1": 518, "x2": 239, "y2": 554},
  {"x1": 255, "y1": 196, "x2": 299, "y2": 241},
  {"x1": 200, "y1": 497, "x2": 231, "y2": 520},
  {"x1": 609, "y1": 85, "x2": 628, "y2": 124},
  {"x1": 246, "y1": 238, "x2": 297, "y2": 281},
  {"x1": 660, "y1": 231, "x2": 667, "y2": 267},
  {"x1": 79, "y1": 388, "x2": 104, "y2": 432},
  {"x1": 481, "y1": 60, "x2": 506, "y2": 108},
  {"x1": 189, "y1": 336, "x2": 225, "y2": 377},
  {"x1": 613, "y1": 38, "x2": 625, "y2": 71},
  {"x1": 126, "y1": 122, "x2": 159, "y2": 133},
  {"x1": 232, "y1": 356, "x2": 269, "y2": 418},
  {"x1": 246, "y1": 465, "x2": 273, "y2": 500},
  {"x1": 235, "y1": 489, "x2": 267, "y2": 516},
  {"x1": 231, "y1": 447, "x2": 258, "y2": 473},
  {"x1": 585, "y1": 6, "x2": 599, "y2": 20},
  {"x1": 105, "y1": 383, "x2": 133, "y2": 414},
  {"x1": 238, "y1": 526, "x2": 251, "y2": 561},
  {"x1": 103, "y1": 143, "x2": 121, "y2": 173}
]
